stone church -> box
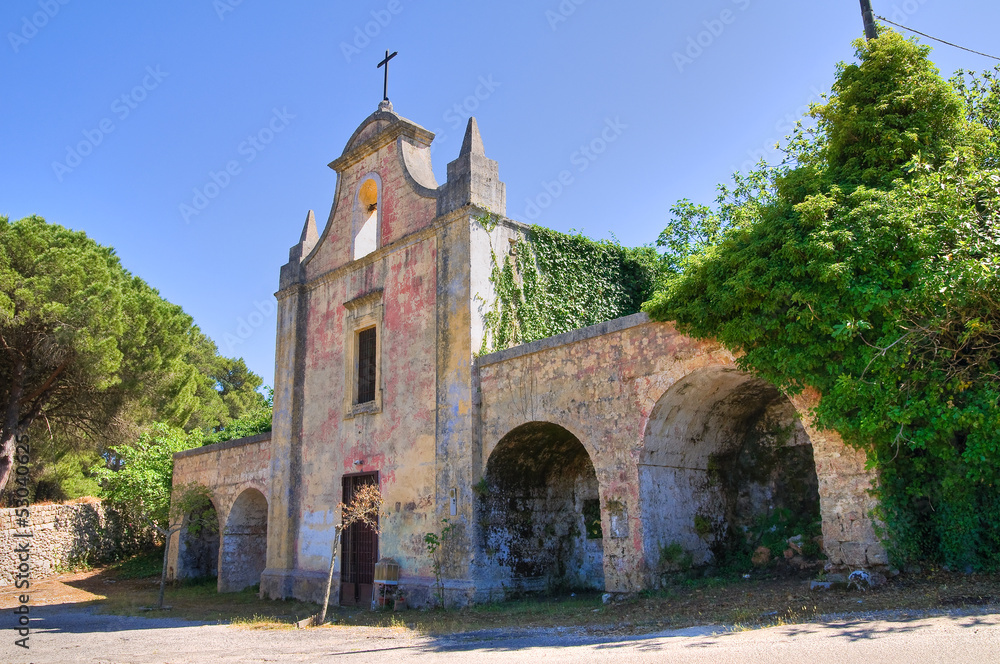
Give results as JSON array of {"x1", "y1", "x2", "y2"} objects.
[{"x1": 169, "y1": 99, "x2": 887, "y2": 607}]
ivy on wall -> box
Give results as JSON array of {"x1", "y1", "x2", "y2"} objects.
[{"x1": 478, "y1": 215, "x2": 660, "y2": 355}]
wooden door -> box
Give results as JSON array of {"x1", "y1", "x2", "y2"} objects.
[{"x1": 340, "y1": 473, "x2": 378, "y2": 606}]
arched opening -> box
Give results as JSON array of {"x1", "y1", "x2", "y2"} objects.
[
  {"x1": 352, "y1": 177, "x2": 379, "y2": 260},
  {"x1": 219, "y1": 488, "x2": 268, "y2": 592},
  {"x1": 176, "y1": 499, "x2": 220, "y2": 581},
  {"x1": 480, "y1": 422, "x2": 604, "y2": 593},
  {"x1": 640, "y1": 367, "x2": 821, "y2": 581}
]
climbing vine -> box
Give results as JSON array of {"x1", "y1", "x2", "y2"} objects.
[
  {"x1": 478, "y1": 215, "x2": 660, "y2": 354},
  {"x1": 644, "y1": 35, "x2": 1000, "y2": 570}
]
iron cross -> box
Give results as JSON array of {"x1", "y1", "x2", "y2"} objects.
[{"x1": 377, "y1": 49, "x2": 398, "y2": 101}]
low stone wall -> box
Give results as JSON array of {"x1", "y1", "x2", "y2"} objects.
[{"x1": 0, "y1": 500, "x2": 153, "y2": 586}]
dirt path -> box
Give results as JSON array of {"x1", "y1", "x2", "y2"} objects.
[{"x1": 0, "y1": 568, "x2": 161, "y2": 609}]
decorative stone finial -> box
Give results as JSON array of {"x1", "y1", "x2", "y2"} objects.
[
  {"x1": 459, "y1": 117, "x2": 485, "y2": 157},
  {"x1": 378, "y1": 99, "x2": 393, "y2": 113},
  {"x1": 437, "y1": 117, "x2": 506, "y2": 217}
]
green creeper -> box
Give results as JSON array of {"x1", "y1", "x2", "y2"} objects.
[{"x1": 644, "y1": 32, "x2": 1000, "y2": 569}]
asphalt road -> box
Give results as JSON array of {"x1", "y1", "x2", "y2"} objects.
[{"x1": 5, "y1": 606, "x2": 999, "y2": 664}]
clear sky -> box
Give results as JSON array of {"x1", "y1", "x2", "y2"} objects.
[{"x1": 3, "y1": 1, "x2": 998, "y2": 388}]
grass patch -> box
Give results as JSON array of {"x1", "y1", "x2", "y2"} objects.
[
  {"x1": 98, "y1": 580, "x2": 318, "y2": 626},
  {"x1": 67, "y1": 564, "x2": 1000, "y2": 637},
  {"x1": 106, "y1": 548, "x2": 164, "y2": 580}
]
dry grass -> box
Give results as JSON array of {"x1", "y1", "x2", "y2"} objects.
[{"x1": 13, "y1": 551, "x2": 1000, "y2": 636}]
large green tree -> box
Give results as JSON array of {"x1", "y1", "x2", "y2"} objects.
[
  {"x1": 94, "y1": 423, "x2": 215, "y2": 608},
  {"x1": 645, "y1": 33, "x2": 1000, "y2": 569},
  {"x1": 0, "y1": 216, "x2": 265, "y2": 496}
]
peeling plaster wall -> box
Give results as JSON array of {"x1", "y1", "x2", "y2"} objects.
[
  {"x1": 264, "y1": 107, "x2": 446, "y2": 604},
  {"x1": 305, "y1": 138, "x2": 437, "y2": 277},
  {"x1": 290, "y1": 235, "x2": 439, "y2": 601}
]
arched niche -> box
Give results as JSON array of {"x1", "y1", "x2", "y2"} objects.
[
  {"x1": 219, "y1": 488, "x2": 269, "y2": 592},
  {"x1": 175, "y1": 498, "x2": 220, "y2": 581},
  {"x1": 639, "y1": 367, "x2": 821, "y2": 580},
  {"x1": 479, "y1": 422, "x2": 604, "y2": 593},
  {"x1": 352, "y1": 173, "x2": 381, "y2": 260}
]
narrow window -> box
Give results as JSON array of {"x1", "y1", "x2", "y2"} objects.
[{"x1": 357, "y1": 327, "x2": 377, "y2": 403}]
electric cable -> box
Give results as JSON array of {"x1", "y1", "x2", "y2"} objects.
[{"x1": 876, "y1": 16, "x2": 1000, "y2": 61}]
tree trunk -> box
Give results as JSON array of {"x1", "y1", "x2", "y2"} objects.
[
  {"x1": 0, "y1": 358, "x2": 26, "y2": 495},
  {"x1": 0, "y1": 428, "x2": 17, "y2": 499},
  {"x1": 158, "y1": 528, "x2": 171, "y2": 609},
  {"x1": 317, "y1": 529, "x2": 341, "y2": 625}
]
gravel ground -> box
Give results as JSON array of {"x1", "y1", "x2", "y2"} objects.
[{"x1": 4, "y1": 604, "x2": 999, "y2": 664}]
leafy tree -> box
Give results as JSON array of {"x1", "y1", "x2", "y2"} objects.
[
  {"x1": 951, "y1": 64, "x2": 1000, "y2": 168},
  {"x1": 644, "y1": 32, "x2": 1000, "y2": 569},
  {"x1": 201, "y1": 387, "x2": 272, "y2": 446},
  {"x1": 94, "y1": 423, "x2": 216, "y2": 608},
  {"x1": 0, "y1": 216, "x2": 266, "y2": 498}
]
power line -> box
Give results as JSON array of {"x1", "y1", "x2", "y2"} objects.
[{"x1": 876, "y1": 16, "x2": 1000, "y2": 61}]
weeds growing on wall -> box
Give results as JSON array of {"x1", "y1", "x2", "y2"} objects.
[
  {"x1": 478, "y1": 216, "x2": 661, "y2": 354},
  {"x1": 425, "y1": 518, "x2": 455, "y2": 608}
]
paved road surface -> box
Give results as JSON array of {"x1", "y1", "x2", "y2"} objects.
[{"x1": 5, "y1": 606, "x2": 999, "y2": 663}]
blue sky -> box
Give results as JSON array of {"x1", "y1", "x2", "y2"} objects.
[{"x1": 3, "y1": 1, "x2": 998, "y2": 388}]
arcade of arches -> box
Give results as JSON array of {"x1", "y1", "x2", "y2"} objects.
[
  {"x1": 172, "y1": 315, "x2": 886, "y2": 604},
  {"x1": 173, "y1": 487, "x2": 268, "y2": 594}
]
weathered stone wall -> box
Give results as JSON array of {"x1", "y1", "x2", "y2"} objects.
[
  {"x1": 790, "y1": 390, "x2": 889, "y2": 568},
  {"x1": 168, "y1": 432, "x2": 271, "y2": 585},
  {"x1": 0, "y1": 501, "x2": 152, "y2": 586},
  {"x1": 476, "y1": 313, "x2": 888, "y2": 594},
  {"x1": 176, "y1": 105, "x2": 888, "y2": 609}
]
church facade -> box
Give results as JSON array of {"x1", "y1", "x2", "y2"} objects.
[{"x1": 168, "y1": 101, "x2": 888, "y2": 606}]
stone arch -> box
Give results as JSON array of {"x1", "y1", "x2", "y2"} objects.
[
  {"x1": 219, "y1": 488, "x2": 269, "y2": 592},
  {"x1": 639, "y1": 366, "x2": 821, "y2": 580},
  {"x1": 479, "y1": 422, "x2": 604, "y2": 593},
  {"x1": 175, "y1": 497, "x2": 221, "y2": 581}
]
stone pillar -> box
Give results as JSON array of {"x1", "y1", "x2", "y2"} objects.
[
  {"x1": 260, "y1": 284, "x2": 307, "y2": 599},
  {"x1": 790, "y1": 390, "x2": 888, "y2": 569}
]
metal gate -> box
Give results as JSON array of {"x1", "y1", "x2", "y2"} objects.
[{"x1": 340, "y1": 473, "x2": 378, "y2": 606}]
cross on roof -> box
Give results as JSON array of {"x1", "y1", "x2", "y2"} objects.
[{"x1": 377, "y1": 49, "x2": 398, "y2": 102}]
